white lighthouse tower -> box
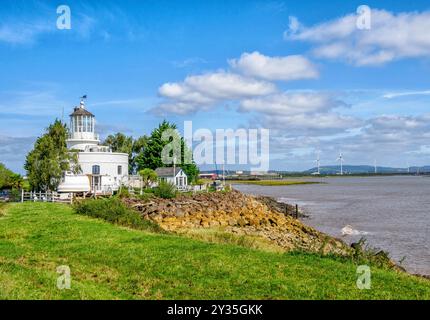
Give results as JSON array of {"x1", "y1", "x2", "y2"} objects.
[
  {"x1": 58, "y1": 96, "x2": 129, "y2": 195},
  {"x1": 67, "y1": 97, "x2": 100, "y2": 151}
]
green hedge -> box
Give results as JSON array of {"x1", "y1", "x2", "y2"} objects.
[{"x1": 73, "y1": 197, "x2": 164, "y2": 233}]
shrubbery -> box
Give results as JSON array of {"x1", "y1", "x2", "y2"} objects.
[
  {"x1": 116, "y1": 187, "x2": 131, "y2": 198},
  {"x1": 73, "y1": 197, "x2": 164, "y2": 233},
  {"x1": 350, "y1": 237, "x2": 396, "y2": 270},
  {"x1": 153, "y1": 180, "x2": 177, "y2": 199}
]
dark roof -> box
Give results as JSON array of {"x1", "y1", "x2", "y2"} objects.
[
  {"x1": 70, "y1": 107, "x2": 94, "y2": 117},
  {"x1": 155, "y1": 167, "x2": 185, "y2": 178}
]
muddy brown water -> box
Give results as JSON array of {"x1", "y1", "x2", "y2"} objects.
[{"x1": 234, "y1": 176, "x2": 430, "y2": 276}]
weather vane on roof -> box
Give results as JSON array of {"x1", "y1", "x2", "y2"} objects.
[{"x1": 79, "y1": 95, "x2": 87, "y2": 108}]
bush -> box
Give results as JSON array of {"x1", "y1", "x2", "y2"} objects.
[
  {"x1": 73, "y1": 197, "x2": 164, "y2": 233},
  {"x1": 153, "y1": 181, "x2": 177, "y2": 199},
  {"x1": 351, "y1": 237, "x2": 395, "y2": 269},
  {"x1": 9, "y1": 189, "x2": 21, "y2": 202},
  {"x1": 116, "y1": 187, "x2": 131, "y2": 198}
]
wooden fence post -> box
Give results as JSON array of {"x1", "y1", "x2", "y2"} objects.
[
  {"x1": 295, "y1": 204, "x2": 299, "y2": 219},
  {"x1": 21, "y1": 189, "x2": 24, "y2": 203}
]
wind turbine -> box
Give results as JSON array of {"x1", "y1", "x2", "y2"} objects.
[
  {"x1": 316, "y1": 151, "x2": 321, "y2": 175},
  {"x1": 337, "y1": 151, "x2": 344, "y2": 175}
]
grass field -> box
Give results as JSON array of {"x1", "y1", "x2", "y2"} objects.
[
  {"x1": 229, "y1": 180, "x2": 320, "y2": 186},
  {"x1": 0, "y1": 202, "x2": 429, "y2": 299}
]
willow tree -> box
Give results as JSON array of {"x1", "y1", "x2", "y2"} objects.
[{"x1": 25, "y1": 120, "x2": 80, "y2": 191}]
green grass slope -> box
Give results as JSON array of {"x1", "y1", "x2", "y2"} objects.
[{"x1": 0, "y1": 202, "x2": 429, "y2": 300}]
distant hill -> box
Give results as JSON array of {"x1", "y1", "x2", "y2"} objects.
[
  {"x1": 303, "y1": 165, "x2": 430, "y2": 175},
  {"x1": 200, "y1": 166, "x2": 430, "y2": 176}
]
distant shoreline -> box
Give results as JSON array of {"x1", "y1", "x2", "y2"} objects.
[{"x1": 228, "y1": 180, "x2": 321, "y2": 186}]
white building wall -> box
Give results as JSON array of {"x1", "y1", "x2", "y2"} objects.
[{"x1": 78, "y1": 152, "x2": 129, "y2": 192}]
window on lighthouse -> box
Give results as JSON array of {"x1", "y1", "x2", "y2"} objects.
[
  {"x1": 83, "y1": 116, "x2": 87, "y2": 132},
  {"x1": 92, "y1": 165, "x2": 100, "y2": 175}
]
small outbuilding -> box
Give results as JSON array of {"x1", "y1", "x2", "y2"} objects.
[{"x1": 155, "y1": 167, "x2": 188, "y2": 190}]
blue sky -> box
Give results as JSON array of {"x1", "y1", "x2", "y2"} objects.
[{"x1": 1, "y1": 0, "x2": 430, "y2": 173}]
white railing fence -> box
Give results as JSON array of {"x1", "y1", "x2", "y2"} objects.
[{"x1": 20, "y1": 190, "x2": 73, "y2": 204}]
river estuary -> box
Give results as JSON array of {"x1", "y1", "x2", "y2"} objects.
[{"x1": 234, "y1": 176, "x2": 430, "y2": 275}]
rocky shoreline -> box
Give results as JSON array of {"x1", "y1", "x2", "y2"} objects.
[
  {"x1": 120, "y1": 189, "x2": 422, "y2": 276},
  {"x1": 123, "y1": 190, "x2": 352, "y2": 256}
]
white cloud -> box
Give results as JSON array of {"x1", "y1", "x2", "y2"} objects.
[
  {"x1": 0, "y1": 89, "x2": 67, "y2": 116},
  {"x1": 268, "y1": 113, "x2": 430, "y2": 169},
  {"x1": 285, "y1": 9, "x2": 430, "y2": 66},
  {"x1": 288, "y1": 16, "x2": 301, "y2": 34},
  {"x1": 0, "y1": 135, "x2": 35, "y2": 173},
  {"x1": 240, "y1": 92, "x2": 358, "y2": 137},
  {"x1": 0, "y1": 21, "x2": 52, "y2": 44},
  {"x1": 171, "y1": 57, "x2": 208, "y2": 68},
  {"x1": 262, "y1": 112, "x2": 361, "y2": 134},
  {"x1": 0, "y1": 3, "x2": 138, "y2": 45},
  {"x1": 182, "y1": 72, "x2": 276, "y2": 99},
  {"x1": 156, "y1": 71, "x2": 276, "y2": 114},
  {"x1": 0, "y1": 14, "x2": 96, "y2": 45},
  {"x1": 155, "y1": 101, "x2": 212, "y2": 116},
  {"x1": 240, "y1": 92, "x2": 347, "y2": 115},
  {"x1": 366, "y1": 114, "x2": 430, "y2": 133},
  {"x1": 240, "y1": 92, "x2": 361, "y2": 141},
  {"x1": 383, "y1": 90, "x2": 430, "y2": 99},
  {"x1": 156, "y1": 51, "x2": 322, "y2": 115},
  {"x1": 229, "y1": 51, "x2": 318, "y2": 81}
]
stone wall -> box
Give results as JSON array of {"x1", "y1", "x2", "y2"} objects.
[{"x1": 124, "y1": 190, "x2": 351, "y2": 256}]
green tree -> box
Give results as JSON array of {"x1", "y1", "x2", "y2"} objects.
[
  {"x1": 136, "y1": 121, "x2": 199, "y2": 183},
  {"x1": 103, "y1": 133, "x2": 148, "y2": 174},
  {"x1": 24, "y1": 120, "x2": 79, "y2": 191},
  {"x1": 7, "y1": 173, "x2": 24, "y2": 189},
  {"x1": 138, "y1": 168, "x2": 158, "y2": 188},
  {"x1": 104, "y1": 133, "x2": 133, "y2": 154},
  {"x1": 131, "y1": 136, "x2": 148, "y2": 173},
  {"x1": 0, "y1": 163, "x2": 12, "y2": 189},
  {"x1": 0, "y1": 163, "x2": 23, "y2": 190}
]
